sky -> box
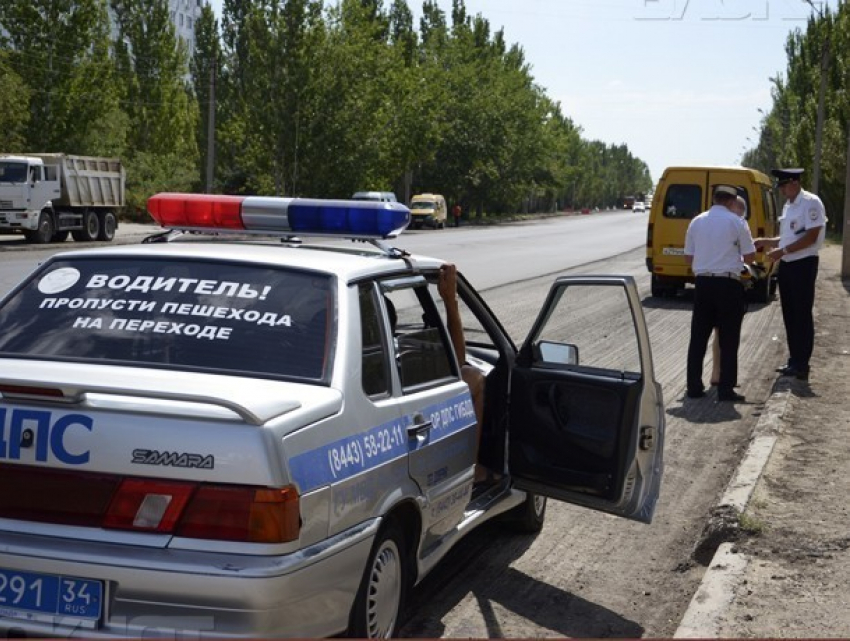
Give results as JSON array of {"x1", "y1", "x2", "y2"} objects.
[{"x1": 207, "y1": 0, "x2": 834, "y2": 184}]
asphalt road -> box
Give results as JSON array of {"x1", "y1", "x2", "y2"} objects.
[{"x1": 0, "y1": 211, "x2": 787, "y2": 637}]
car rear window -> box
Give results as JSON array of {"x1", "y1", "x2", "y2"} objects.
[{"x1": 0, "y1": 257, "x2": 334, "y2": 381}]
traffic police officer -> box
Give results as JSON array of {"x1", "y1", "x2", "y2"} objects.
[
  {"x1": 685, "y1": 185, "x2": 756, "y2": 402},
  {"x1": 754, "y1": 168, "x2": 827, "y2": 381}
]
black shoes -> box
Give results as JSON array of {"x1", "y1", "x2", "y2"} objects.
[
  {"x1": 718, "y1": 391, "x2": 746, "y2": 402},
  {"x1": 776, "y1": 365, "x2": 810, "y2": 380},
  {"x1": 686, "y1": 389, "x2": 706, "y2": 399}
]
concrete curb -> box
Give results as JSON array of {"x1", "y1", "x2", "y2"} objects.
[{"x1": 673, "y1": 387, "x2": 793, "y2": 638}]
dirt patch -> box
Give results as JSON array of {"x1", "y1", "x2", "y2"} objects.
[{"x1": 715, "y1": 243, "x2": 850, "y2": 637}]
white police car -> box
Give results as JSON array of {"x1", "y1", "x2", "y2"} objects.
[{"x1": 0, "y1": 195, "x2": 665, "y2": 638}]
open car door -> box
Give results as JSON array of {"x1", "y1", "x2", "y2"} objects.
[{"x1": 507, "y1": 276, "x2": 665, "y2": 523}]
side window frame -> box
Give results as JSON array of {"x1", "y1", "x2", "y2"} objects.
[
  {"x1": 358, "y1": 282, "x2": 392, "y2": 399},
  {"x1": 379, "y1": 276, "x2": 458, "y2": 394}
]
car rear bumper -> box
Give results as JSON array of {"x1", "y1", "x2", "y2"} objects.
[{"x1": 0, "y1": 519, "x2": 379, "y2": 638}]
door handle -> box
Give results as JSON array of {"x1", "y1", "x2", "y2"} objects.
[{"x1": 407, "y1": 414, "x2": 433, "y2": 438}]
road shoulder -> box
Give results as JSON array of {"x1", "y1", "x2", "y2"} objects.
[{"x1": 675, "y1": 243, "x2": 850, "y2": 637}]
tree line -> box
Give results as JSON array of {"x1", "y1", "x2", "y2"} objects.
[
  {"x1": 0, "y1": 0, "x2": 652, "y2": 217},
  {"x1": 743, "y1": 1, "x2": 849, "y2": 236}
]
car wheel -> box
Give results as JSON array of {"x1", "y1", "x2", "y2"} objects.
[
  {"x1": 98, "y1": 211, "x2": 116, "y2": 241},
  {"x1": 349, "y1": 522, "x2": 408, "y2": 638},
  {"x1": 505, "y1": 492, "x2": 547, "y2": 533}
]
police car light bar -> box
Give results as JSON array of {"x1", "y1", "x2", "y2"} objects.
[{"x1": 147, "y1": 193, "x2": 410, "y2": 239}]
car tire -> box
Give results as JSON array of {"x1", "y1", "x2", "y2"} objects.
[
  {"x1": 504, "y1": 492, "x2": 547, "y2": 533},
  {"x1": 98, "y1": 211, "x2": 117, "y2": 241},
  {"x1": 349, "y1": 521, "x2": 408, "y2": 638}
]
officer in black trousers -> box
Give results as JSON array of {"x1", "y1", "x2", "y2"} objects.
[
  {"x1": 754, "y1": 168, "x2": 827, "y2": 381},
  {"x1": 685, "y1": 185, "x2": 756, "y2": 402}
]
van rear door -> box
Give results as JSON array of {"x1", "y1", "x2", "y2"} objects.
[{"x1": 652, "y1": 168, "x2": 708, "y2": 277}]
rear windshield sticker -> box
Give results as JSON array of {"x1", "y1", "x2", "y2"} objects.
[{"x1": 38, "y1": 267, "x2": 81, "y2": 294}]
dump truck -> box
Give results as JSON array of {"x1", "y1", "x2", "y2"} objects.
[{"x1": 0, "y1": 153, "x2": 125, "y2": 244}]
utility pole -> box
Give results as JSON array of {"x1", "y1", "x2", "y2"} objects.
[
  {"x1": 805, "y1": 0, "x2": 829, "y2": 194},
  {"x1": 841, "y1": 126, "x2": 850, "y2": 279},
  {"x1": 812, "y1": 43, "x2": 829, "y2": 194},
  {"x1": 205, "y1": 51, "x2": 216, "y2": 194}
]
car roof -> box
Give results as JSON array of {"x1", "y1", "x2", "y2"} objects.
[{"x1": 49, "y1": 240, "x2": 444, "y2": 283}]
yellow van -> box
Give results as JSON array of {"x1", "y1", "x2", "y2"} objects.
[
  {"x1": 646, "y1": 166, "x2": 779, "y2": 302},
  {"x1": 409, "y1": 193, "x2": 447, "y2": 229}
]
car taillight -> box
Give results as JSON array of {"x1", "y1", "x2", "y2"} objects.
[
  {"x1": 104, "y1": 480, "x2": 300, "y2": 543},
  {"x1": 176, "y1": 485, "x2": 300, "y2": 543},
  {"x1": 104, "y1": 479, "x2": 196, "y2": 532}
]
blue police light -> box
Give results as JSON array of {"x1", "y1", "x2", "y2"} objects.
[
  {"x1": 148, "y1": 194, "x2": 410, "y2": 239},
  {"x1": 286, "y1": 200, "x2": 410, "y2": 238}
]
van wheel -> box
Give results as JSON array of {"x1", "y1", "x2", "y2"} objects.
[
  {"x1": 650, "y1": 275, "x2": 667, "y2": 298},
  {"x1": 749, "y1": 277, "x2": 772, "y2": 304},
  {"x1": 349, "y1": 522, "x2": 408, "y2": 638},
  {"x1": 504, "y1": 492, "x2": 547, "y2": 533}
]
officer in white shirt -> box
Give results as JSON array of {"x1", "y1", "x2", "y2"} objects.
[
  {"x1": 684, "y1": 185, "x2": 756, "y2": 401},
  {"x1": 710, "y1": 195, "x2": 749, "y2": 386},
  {"x1": 754, "y1": 168, "x2": 827, "y2": 381}
]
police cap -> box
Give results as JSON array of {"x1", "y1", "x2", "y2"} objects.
[
  {"x1": 713, "y1": 184, "x2": 738, "y2": 197},
  {"x1": 771, "y1": 168, "x2": 804, "y2": 185}
]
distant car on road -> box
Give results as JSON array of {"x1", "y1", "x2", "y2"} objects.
[
  {"x1": 352, "y1": 191, "x2": 397, "y2": 203},
  {"x1": 633, "y1": 202, "x2": 646, "y2": 213}
]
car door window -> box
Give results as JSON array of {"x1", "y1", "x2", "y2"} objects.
[
  {"x1": 380, "y1": 283, "x2": 456, "y2": 393},
  {"x1": 531, "y1": 283, "x2": 641, "y2": 378}
]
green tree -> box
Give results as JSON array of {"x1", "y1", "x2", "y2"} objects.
[
  {"x1": 0, "y1": 0, "x2": 122, "y2": 153},
  {"x1": 112, "y1": 0, "x2": 200, "y2": 210},
  {"x1": 0, "y1": 53, "x2": 31, "y2": 151}
]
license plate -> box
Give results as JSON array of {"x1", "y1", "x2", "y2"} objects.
[
  {"x1": 662, "y1": 247, "x2": 685, "y2": 255},
  {"x1": 0, "y1": 567, "x2": 102, "y2": 626}
]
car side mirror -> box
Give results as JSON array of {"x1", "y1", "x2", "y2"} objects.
[{"x1": 534, "y1": 340, "x2": 579, "y2": 366}]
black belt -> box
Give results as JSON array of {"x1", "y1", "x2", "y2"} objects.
[{"x1": 695, "y1": 272, "x2": 740, "y2": 281}]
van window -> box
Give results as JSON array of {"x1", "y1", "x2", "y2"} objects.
[
  {"x1": 663, "y1": 184, "x2": 702, "y2": 219},
  {"x1": 706, "y1": 184, "x2": 751, "y2": 220},
  {"x1": 762, "y1": 186, "x2": 777, "y2": 224}
]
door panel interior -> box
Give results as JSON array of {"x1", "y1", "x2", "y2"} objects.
[{"x1": 509, "y1": 369, "x2": 641, "y2": 501}]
